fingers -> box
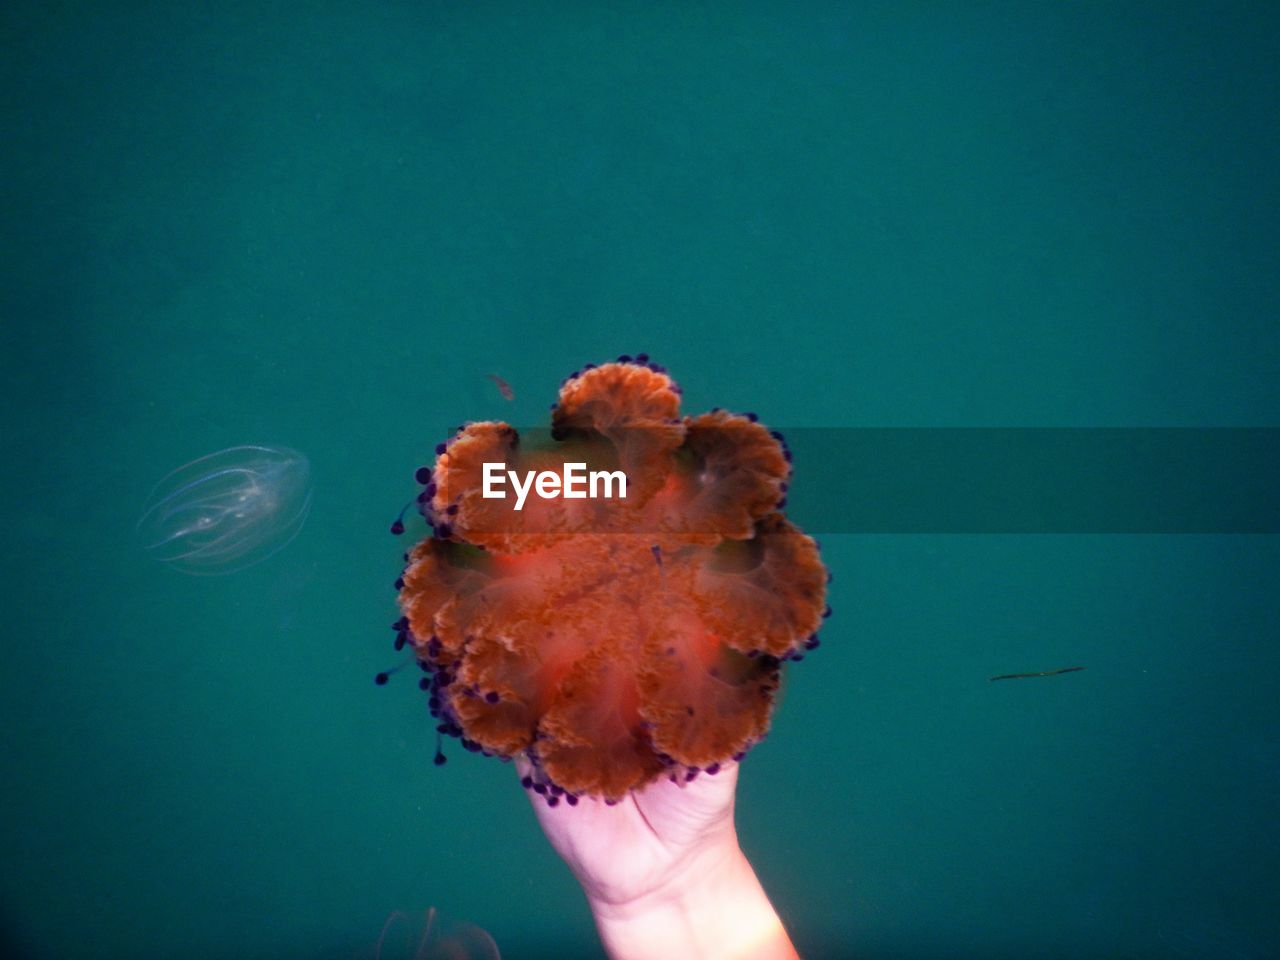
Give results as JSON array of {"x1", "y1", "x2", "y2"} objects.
[{"x1": 515, "y1": 749, "x2": 741, "y2": 815}]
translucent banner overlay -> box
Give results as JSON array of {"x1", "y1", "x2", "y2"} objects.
[
  {"x1": 784, "y1": 428, "x2": 1280, "y2": 533},
  {"x1": 432, "y1": 427, "x2": 1280, "y2": 535}
]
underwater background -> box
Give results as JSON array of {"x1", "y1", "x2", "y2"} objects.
[{"x1": 2, "y1": 2, "x2": 1278, "y2": 958}]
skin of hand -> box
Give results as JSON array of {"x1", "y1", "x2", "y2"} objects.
[
  {"x1": 515, "y1": 758, "x2": 801, "y2": 960},
  {"x1": 514, "y1": 757, "x2": 740, "y2": 907}
]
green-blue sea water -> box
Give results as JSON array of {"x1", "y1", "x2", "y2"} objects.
[{"x1": 2, "y1": 3, "x2": 1278, "y2": 958}]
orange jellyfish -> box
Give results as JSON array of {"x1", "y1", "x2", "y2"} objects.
[{"x1": 394, "y1": 355, "x2": 829, "y2": 803}]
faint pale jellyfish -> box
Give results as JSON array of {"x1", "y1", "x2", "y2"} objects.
[
  {"x1": 374, "y1": 907, "x2": 500, "y2": 960},
  {"x1": 137, "y1": 445, "x2": 312, "y2": 575}
]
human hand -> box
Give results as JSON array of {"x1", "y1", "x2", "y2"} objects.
[
  {"x1": 515, "y1": 757, "x2": 740, "y2": 909},
  {"x1": 516, "y1": 759, "x2": 800, "y2": 960}
]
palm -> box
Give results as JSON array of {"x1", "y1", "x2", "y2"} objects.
[{"x1": 517, "y1": 759, "x2": 740, "y2": 907}]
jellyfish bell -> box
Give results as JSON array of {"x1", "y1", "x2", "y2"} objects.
[
  {"x1": 137, "y1": 444, "x2": 312, "y2": 575},
  {"x1": 394, "y1": 358, "x2": 828, "y2": 801},
  {"x1": 374, "y1": 907, "x2": 500, "y2": 960}
]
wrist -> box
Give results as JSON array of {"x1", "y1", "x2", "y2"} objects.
[{"x1": 587, "y1": 839, "x2": 799, "y2": 960}]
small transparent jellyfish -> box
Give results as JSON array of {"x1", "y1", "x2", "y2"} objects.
[
  {"x1": 137, "y1": 445, "x2": 312, "y2": 575},
  {"x1": 374, "y1": 907, "x2": 500, "y2": 960}
]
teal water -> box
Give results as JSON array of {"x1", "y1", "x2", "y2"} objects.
[{"x1": 3, "y1": 3, "x2": 1278, "y2": 958}]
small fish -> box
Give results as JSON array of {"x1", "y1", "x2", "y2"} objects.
[
  {"x1": 989, "y1": 666, "x2": 1085, "y2": 682},
  {"x1": 651, "y1": 544, "x2": 663, "y2": 567},
  {"x1": 486, "y1": 373, "x2": 514, "y2": 401}
]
